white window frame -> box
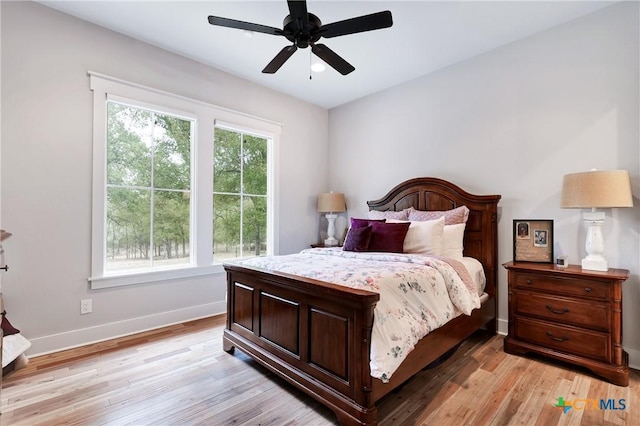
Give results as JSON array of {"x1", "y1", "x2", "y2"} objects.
[{"x1": 89, "y1": 72, "x2": 280, "y2": 289}]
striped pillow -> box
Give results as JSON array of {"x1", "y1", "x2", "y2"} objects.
[
  {"x1": 407, "y1": 206, "x2": 469, "y2": 225},
  {"x1": 367, "y1": 209, "x2": 408, "y2": 221}
]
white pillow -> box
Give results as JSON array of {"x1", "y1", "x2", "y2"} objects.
[
  {"x1": 441, "y1": 223, "x2": 466, "y2": 258},
  {"x1": 389, "y1": 217, "x2": 444, "y2": 255}
]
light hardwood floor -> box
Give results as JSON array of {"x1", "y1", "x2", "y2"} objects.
[{"x1": 1, "y1": 315, "x2": 638, "y2": 425}]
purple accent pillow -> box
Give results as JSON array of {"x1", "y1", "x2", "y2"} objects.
[
  {"x1": 343, "y1": 225, "x2": 373, "y2": 252},
  {"x1": 350, "y1": 217, "x2": 385, "y2": 229},
  {"x1": 368, "y1": 221, "x2": 411, "y2": 253}
]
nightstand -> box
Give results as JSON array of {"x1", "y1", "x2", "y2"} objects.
[
  {"x1": 503, "y1": 261, "x2": 629, "y2": 386},
  {"x1": 310, "y1": 243, "x2": 342, "y2": 248}
]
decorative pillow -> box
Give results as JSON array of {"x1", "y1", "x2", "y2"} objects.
[
  {"x1": 368, "y1": 221, "x2": 411, "y2": 253},
  {"x1": 407, "y1": 205, "x2": 470, "y2": 225},
  {"x1": 367, "y1": 209, "x2": 409, "y2": 221},
  {"x1": 442, "y1": 223, "x2": 466, "y2": 258},
  {"x1": 1, "y1": 311, "x2": 20, "y2": 336},
  {"x1": 388, "y1": 217, "x2": 445, "y2": 255},
  {"x1": 342, "y1": 226, "x2": 373, "y2": 252},
  {"x1": 350, "y1": 217, "x2": 385, "y2": 229}
]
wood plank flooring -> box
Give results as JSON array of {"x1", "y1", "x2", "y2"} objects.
[{"x1": 1, "y1": 315, "x2": 638, "y2": 425}]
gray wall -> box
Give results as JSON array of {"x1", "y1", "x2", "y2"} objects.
[
  {"x1": 328, "y1": 3, "x2": 640, "y2": 365},
  {"x1": 1, "y1": 1, "x2": 328, "y2": 355}
]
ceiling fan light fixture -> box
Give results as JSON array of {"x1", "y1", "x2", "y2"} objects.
[{"x1": 311, "y1": 60, "x2": 326, "y2": 73}]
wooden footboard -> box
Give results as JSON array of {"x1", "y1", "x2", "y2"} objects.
[
  {"x1": 223, "y1": 263, "x2": 381, "y2": 425},
  {"x1": 224, "y1": 262, "x2": 497, "y2": 425}
]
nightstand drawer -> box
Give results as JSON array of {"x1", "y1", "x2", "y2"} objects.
[
  {"x1": 515, "y1": 317, "x2": 609, "y2": 362},
  {"x1": 515, "y1": 273, "x2": 608, "y2": 300},
  {"x1": 516, "y1": 292, "x2": 609, "y2": 332}
]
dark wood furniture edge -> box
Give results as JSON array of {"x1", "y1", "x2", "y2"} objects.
[
  {"x1": 502, "y1": 261, "x2": 630, "y2": 281},
  {"x1": 223, "y1": 177, "x2": 501, "y2": 425},
  {"x1": 503, "y1": 261, "x2": 630, "y2": 387}
]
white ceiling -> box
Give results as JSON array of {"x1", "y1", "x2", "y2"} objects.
[{"x1": 38, "y1": 1, "x2": 616, "y2": 109}]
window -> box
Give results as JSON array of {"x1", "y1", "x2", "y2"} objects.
[
  {"x1": 106, "y1": 102, "x2": 193, "y2": 272},
  {"x1": 90, "y1": 73, "x2": 279, "y2": 288},
  {"x1": 213, "y1": 127, "x2": 268, "y2": 261}
]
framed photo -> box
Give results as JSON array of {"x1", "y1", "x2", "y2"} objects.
[{"x1": 513, "y1": 219, "x2": 554, "y2": 263}]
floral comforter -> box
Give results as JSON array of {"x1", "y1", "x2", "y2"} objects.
[{"x1": 237, "y1": 248, "x2": 481, "y2": 382}]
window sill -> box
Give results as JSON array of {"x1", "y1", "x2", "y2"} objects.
[{"x1": 89, "y1": 264, "x2": 226, "y2": 289}]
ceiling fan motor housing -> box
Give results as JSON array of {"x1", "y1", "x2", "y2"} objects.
[{"x1": 283, "y1": 13, "x2": 322, "y2": 48}]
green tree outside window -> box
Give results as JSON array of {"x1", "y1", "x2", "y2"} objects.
[
  {"x1": 213, "y1": 128, "x2": 268, "y2": 261},
  {"x1": 106, "y1": 102, "x2": 192, "y2": 271}
]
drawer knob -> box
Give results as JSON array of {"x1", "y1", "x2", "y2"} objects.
[
  {"x1": 546, "y1": 304, "x2": 569, "y2": 315},
  {"x1": 526, "y1": 279, "x2": 533, "y2": 284},
  {"x1": 546, "y1": 331, "x2": 569, "y2": 342},
  {"x1": 584, "y1": 287, "x2": 592, "y2": 293}
]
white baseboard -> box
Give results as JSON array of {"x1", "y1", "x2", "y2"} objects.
[
  {"x1": 626, "y1": 347, "x2": 640, "y2": 370},
  {"x1": 497, "y1": 317, "x2": 508, "y2": 335},
  {"x1": 26, "y1": 301, "x2": 226, "y2": 357}
]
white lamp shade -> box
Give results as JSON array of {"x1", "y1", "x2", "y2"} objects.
[
  {"x1": 561, "y1": 170, "x2": 633, "y2": 209},
  {"x1": 317, "y1": 192, "x2": 346, "y2": 213}
]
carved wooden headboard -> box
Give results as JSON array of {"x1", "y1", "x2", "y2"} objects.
[{"x1": 367, "y1": 177, "x2": 501, "y2": 297}]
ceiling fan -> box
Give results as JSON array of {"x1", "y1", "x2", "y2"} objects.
[{"x1": 207, "y1": 1, "x2": 393, "y2": 75}]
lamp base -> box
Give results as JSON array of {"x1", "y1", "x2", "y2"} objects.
[
  {"x1": 324, "y1": 237, "x2": 339, "y2": 247},
  {"x1": 324, "y1": 213, "x2": 339, "y2": 247},
  {"x1": 582, "y1": 257, "x2": 608, "y2": 272},
  {"x1": 581, "y1": 210, "x2": 608, "y2": 272}
]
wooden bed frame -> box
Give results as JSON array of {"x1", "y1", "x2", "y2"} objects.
[{"x1": 223, "y1": 177, "x2": 501, "y2": 425}]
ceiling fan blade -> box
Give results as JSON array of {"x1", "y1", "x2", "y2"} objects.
[
  {"x1": 262, "y1": 45, "x2": 298, "y2": 74},
  {"x1": 287, "y1": 0, "x2": 309, "y2": 26},
  {"x1": 208, "y1": 16, "x2": 283, "y2": 36},
  {"x1": 311, "y1": 43, "x2": 355, "y2": 75},
  {"x1": 319, "y1": 10, "x2": 393, "y2": 38}
]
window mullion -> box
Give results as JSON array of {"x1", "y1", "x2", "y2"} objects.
[
  {"x1": 195, "y1": 119, "x2": 213, "y2": 267},
  {"x1": 149, "y1": 113, "x2": 156, "y2": 268},
  {"x1": 239, "y1": 133, "x2": 244, "y2": 258}
]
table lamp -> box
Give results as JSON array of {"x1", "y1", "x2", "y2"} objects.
[
  {"x1": 561, "y1": 169, "x2": 633, "y2": 271},
  {"x1": 317, "y1": 192, "x2": 346, "y2": 246}
]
